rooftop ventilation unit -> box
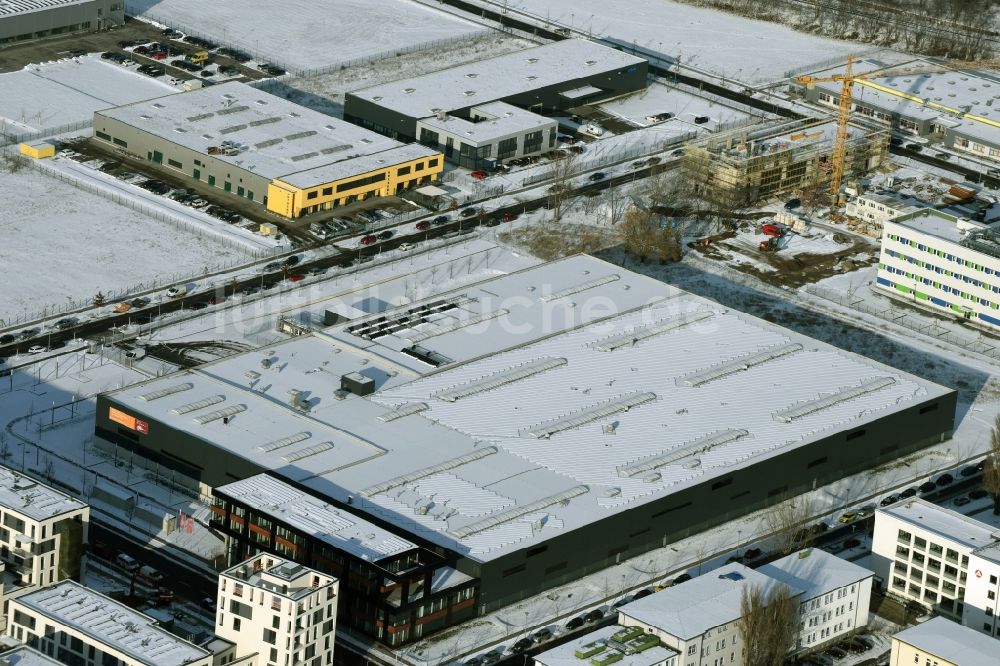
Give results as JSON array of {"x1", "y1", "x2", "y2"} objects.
[
  {"x1": 406, "y1": 308, "x2": 511, "y2": 344},
  {"x1": 341, "y1": 372, "x2": 375, "y2": 396},
  {"x1": 539, "y1": 274, "x2": 620, "y2": 302},
  {"x1": 592, "y1": 311, "x2": 714, "y2": 352},
  {"x1": 434, "y1": 357, "x2": 567, "y2": 403},
  {"x1": 377, "y1": 402, "x2": 429, "y2": 422},
  {"x1": 360, "y1": 447, "x2": 498, "y2": 497},
  {"x1": 523, "y1": 392, "x2": 656, "y2": 439},
  {"x1": 773, "y1": 377, "x2": 897, "y2": 423},
  {"x1": 401, "y1": 345, "x2": 453, "y2": 367},
  {"x1": 282, "y1": 441, "x2": 334, "y2": 463},
  {"x1": 258, "y1": 432, "x2": 311, "y2": 453},
  {"x1": 139, "y1": 382, "x2": 194, "y2": 401},
  {"x1": 619, "y1": 429, "x2": 749, "y2": 478},
  {"x1": 288, "y1": 389, "x2": 310, "y2": 411},
  {"x1": 171, "y1": 395, "x2": 225, "y2": 415},
  {"x1": 194, "y1": 404, "x2": 246, "y2": 424},
  {"x1": 216, "y1": 105, "x2": 250, "y2": 116},
  {"x1": 448, "y1": 485, "x2": 588, "y2": 539},
  {"x1": 679, "y1": 343, "x2": 803, "y2": 387}
]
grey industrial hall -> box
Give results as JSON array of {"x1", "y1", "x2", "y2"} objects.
[{"x1": 0, "y1": 0, "x2": 124, "y2": 47}]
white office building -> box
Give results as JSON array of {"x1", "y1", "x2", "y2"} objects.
[
  {"x1": 963, "y1": 540, "x2": 1000, "y2": 640},
  {"x1": 890, "y1": 616, "x2": 1000, "y2": 666},
  {"x1": 759, "y1": 548, "x2": 872, "y2": 651},
  {"x1": 845, "y1": 192, "x2": 921, "y2": 237},
  {"x1": 6, "y1": 580, "x2": 213, "y2": 666},
  {"x1": 876, "y1": 208, "x2": 1000, "y2": 331},
  {"x1": 216, "y1": 554, "x2": 338, "y2": 666}
]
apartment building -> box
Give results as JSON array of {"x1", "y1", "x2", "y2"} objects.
[
  {"x1": 872, "y1": 498, "x2": 996, "y2": 619},
  {"x1": 845, "y1": 193, "x2": 920, "y2": 237},
  {"x1": 6, "y1": 580, "x2": 212, "y2": 666},
  {"x1": 877, "y1": 208, "x2": 1000, "y2": 331},
  {"x1": 0, "y1": 465, "x2": 88, "y2": 594},
  {"x1": 216, "y1": 554, "x2": 338, "y2": 666},
  {"x1": 890, "y1": 616, "x2": 1000, "y2": 666},
  {"x1": 759, "y1": 548, "x2": 873, "y2": 651}
]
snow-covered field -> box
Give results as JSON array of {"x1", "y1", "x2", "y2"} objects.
[
  {"x1": 600, "y1": 82, "x2": 759, "y2": 130},
  {"x1": 127, "y1": 0, "x2": 485, "y2": 74},
  {"x1": 0, "y1": 56, "x2": 176, "y2": 136},
  {"x1": 472, "y1": 0, "x2": 882, "y2": 84},
  {"x1": 0, "y1": 166, "x2": 252, "y2": 321}
]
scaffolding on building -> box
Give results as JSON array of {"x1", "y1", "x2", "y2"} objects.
[{"x1": 681, "y1": 118, "x2": 890, "y2": 209}]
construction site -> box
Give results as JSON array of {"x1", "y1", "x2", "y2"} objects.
[{"x1": 681, "y1": 118, "x2": 890, "y2": 209}]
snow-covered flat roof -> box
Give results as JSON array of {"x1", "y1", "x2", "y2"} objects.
[
  {"x1": 277, "y1": 142, "x2": 440, "y2": 190},
  {"x1": 216, "y1": 474, "x2": 418, "y2": 562},
  {"x1": 96, "y1": 81, "x2": 410, "y2": 183},
  {"x1": 534, "y1": 624, "x2": 678, "y2": 666},
  {"x1": 13, "y1": 581, "x2": 211, "y2": 666},
  {"x1": 349, "y1": 39, "x2": 645, "y2": 119},
  {"x1": 893, "y1": 616, "x2": 1000, "y2": 666},
  {"x1": 0, "y1": 0, "x2": 89, "y2": 16},
  {"x1": 0, "y1": 646, "x2": 62, "y2": 666},
  {"x1": 418, "y1": 102, "x2": 555, "y2": 143},
  {"x1": 878, "y1": 498, "x2": 1000, "y2": 549},
  {"x1": 972, "y1": 541, "x2": 1000, "y2": 566},
  {"x1": 619, "y1": 563, "x2": 799, "y2": 639},
  {"x1": 757, "y1": 548, "x2": 872, "y2": 602},
  {"x1": 107, "y1": 256, "x2": 950, "y2": 563},
  {"x1": 888, "y1": 208, "x2": 991, "y2": 246},
  {"x1": 0, "y1": 465, "x2": 87, "y2": 522}
]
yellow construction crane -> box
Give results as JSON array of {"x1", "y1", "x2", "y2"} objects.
[{"x1": 794, "y1": 55, "x2": 1000, "y2": 198}]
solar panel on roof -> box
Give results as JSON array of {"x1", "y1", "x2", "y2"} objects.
[
  {"x1": 405, "y1": 308, "x2": 510, "y2": 344},
  {"x1": 522, "y1": 392, "x2": 657, "y2": 439},
  {"x1": 773, "y1": 377, "x2": 897, "y2": 423}
]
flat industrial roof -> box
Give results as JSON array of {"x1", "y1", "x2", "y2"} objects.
[
  {"x1": 757, "y1": 548, "x2": 872, "y2": 602},
  {"x1": 0, "y1": 646, "x2": 62, "y2": 666},
  {"x1": 96, "y1": 81, "x2": 413, "y2": 184},
  {"x1": 13, "y1": 581, "x2": 210, "y2": 666},
  {"x1": 217, "y1": 474, "x2": 417, "y2": 562},
  {"x1": 0, "y1": 0, "x2": 89, "y2": 17},
  {"x1": 105, "y1": 256, "x2": 951, "y2": 563},
  {"x1": 349, "y1": 39, "x2": 645, "y2": 119},
  {"x1": 533, "y1": 624, "x2": 678, "y2": 666},
  {"x1": 418, "y1": 102, "x2": 556, "y2": 143},
  {"x1": 276, "y1": 142, "x2": 439, "y2": 190},
  {"x1": 893, "y1": 616, "x2": 1000, "y2": 666},
  {"x1": 877, "y1": 498, "x2": 1000, "y2": 549},
  {"x1": 0, "y1": 465, "x2": 87, "y2": 522},
  {"x1": 619, "y1": 563, "x2": 799, "y2": 639}
]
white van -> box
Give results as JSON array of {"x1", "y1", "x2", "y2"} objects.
[{"x1": 115, "y1": 553, "x2": 140, "y2": 572}]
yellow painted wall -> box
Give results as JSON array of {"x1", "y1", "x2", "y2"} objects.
[
  {"x1": 19, "y1": 142, "x2": 55, "y2": 159},
  {"x1": 889, "y1": 638, "x2": 958, "y2": 666},
  {"x1": 267, "y1": 153, "x2": 444, "y2": 218}
]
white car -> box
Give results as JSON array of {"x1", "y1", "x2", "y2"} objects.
[
  {"x1": 398, "y1": 243, "x2": 413, "y2": 252},
  {"x1": 27, "y1": 345, "x2": 47, "y2": 354},
  {"x1": 166, "y1": 286, "x2": 186, "y2": 298}
]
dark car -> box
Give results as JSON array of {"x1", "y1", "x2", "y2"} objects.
[
  {"x1": 101, "y1": 51, "x2": 117, "y2": 60},
  {"x1": 263, "y1": 261, "x2": 281, "y2": 272},
  {"x1": 53, "y1": 318, "x2": 75, "y2": 330},
  {"x1": 784, "y1": 198, "x2": 801, "y2": 210},
  {"x1": 0, "y1": 334, "x2": 15, "y2": 345},
  {"x1": 743, "y1": 547, "x2": 763, "y2": 560},
  {"x1": 693, "y1": 115, "x2": 710, "y2": 124},
  {"x1": 118, "y1": 39, "x2": 140, "y2": 48},
  {"x1": 588, "y1": 172, "x2": 606, "y2": 182},
  {"x1": 970, "y1": 489, "x2": 989, "y2": 500},
  {"x1": 880, "y1": 494, "x2": 898, "y2": 507},
  {"x1": 900, "y1": 487, "x2": 918, "y2": 498},
  {"x1": 960, "y1": 465, "x2": 979, "y2": 478},
  {"x1": 143, "y1": 66, "x2": 165, "y2": 77},
  {"x1": 378, "y1": 230, "x2": 394, "y2": 240},
  {"x1": 200, "y1": 69, "x2": 213, "y2": 77},
  {"x1": 460, "y1": 208, "x2": 477, "y2": 218},
  {"x1": 905, "y1": 143, "x2": 923, "y2": 152},
  {"x1": 566, "y1": 145, "x2": 586, "y2": 155},
  {"x1": 565, "y1": 617, "x2": 584, "y2": 630},
  {"x1": 843, "y1": 538, "x2": 861, "y2": 549},
  {"x1": 130, "y1": 297, "x2": 151, "y2": 308},
  {"x1": 633, "y1": 588, "x2": 653, "y2": 599},
  {"x1": 431, "y1": 215, "x2": 450, "y2": 225},
  {"x1": 415, "y1": 220, "x2": 431, "y2": 231},
  {"x1": 360, "y1": 235, "x2": 377, "y2": 246},
  {"x1": 674, "y1": 573, "x2": 692, "y2": 584},
  {"x1": 826, "y1": 647, "x2": 847, "y2": 659},
  {"x1": 510, "y1": 638, "x2": 533, "y2": 654},
  {"x1": 954, "y1": 496, "x2": 971, "y2": 507},
  {"x1": 133, "y1": 45, "x2": 151, "y2": 56},
  {"x1": 918, "y1": 481, "x2": 937, "y2": 493},
  {"x1": 935, "y1": 473, "x2": 954, "y2": 486},
  {"x1": 584, "y1": 609, "x2": 604, "y2": 622},
  {"x1": 282, "y1": 255, "x2": 301, "y2": 268},
  {"x1": 532, "y1": 627, "x2": 553, "y2": 643}
]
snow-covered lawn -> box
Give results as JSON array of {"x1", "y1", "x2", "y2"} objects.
[
  {"x1": 0, "y1": 56, "x2": 176, "y2": 136},
  {"x1": 127, "y1": 0, "x2": 486, "y2": 74},
  {"x1": 0, "y1": 165, "x2": 254, "y2": 322},
  {"x1": 469, "y1": 0, "x2": 887, "y2": 84}
]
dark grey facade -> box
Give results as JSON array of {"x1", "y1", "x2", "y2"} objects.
[
  {"x1": 94, "y1": 386, "x2": 956, "y2": 614},
  {"x1": 345, "y1": 63, "x2": 648, "y2": 143},
  {"x1": 0, "y1": 0, "x2": 123, "y2": 47},
  {"x1": 92, "y1": 112, "x2": 271, "y2": 204}
]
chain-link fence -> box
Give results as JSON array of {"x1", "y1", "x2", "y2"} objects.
[
  {"x1": 806, "y1": 284, "x2": 1000, "y2": 362},
  {"x1": 1, "y1": 119, "x2": 91, "y2": 148}
]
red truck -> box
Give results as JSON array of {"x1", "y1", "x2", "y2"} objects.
[{"x1": 761, "y1": 224, "x2": 785, "y2": 237}]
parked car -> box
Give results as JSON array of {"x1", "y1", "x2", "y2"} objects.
[
  {"x1": 501, "y1": 213, "x2": 518, "y2": 222},
  {"x1": 460, "y1": 208, "x2": 478, "y2": 218},
  {"x1": 470, "y1": 170, "x2": 488, "y2": 180},
  {"x1": 510, "y1": 638, "x2": 533, "y2": 654},
  {"x1": 115, "y1": 553, "x2": 141, "y2": 572},
  {"x1": 398, "y1": 243, "x2": 413, "y2": 252},
  {"x1": 282, "y1": 255, "x2": 301, "y2": 268},
  {"x1": 286, "y1": 274, "x2": 305, "y2": 283},
  {"x1": 918, "y1": 481, "x2": 937, "y2": 493},
  {"x1": 693, "y1": 116, "x2": 710, "y2": 124},
  {"x1": 633, "y1": 588, "x2": 653, "y2": 599},
  {"x1": 431, "y1": 215, "x2": 450, "y2": 225},
  {"x1": 532, "y1": 628, "x2": 553, "y2": 643},
  {"x1": 954, "y1": 496, "x2": 971, "y2": 507},
  {"x1": 761, "y1": 224, "x2": 784, "y2": 237},
  {"x1": 880, "y1": 494, "x2": 898, "y2": 507},
  {"x1": 53, "y1": 318, "x2": 75, "y2": 330},
  {"x1": 584, "y1": 609, "x2": 604, "y2": 622},
  {"x1": 743, "y1": 548, "x2": 763, "y2": 560},
  {"x1": 588, "y1": 172, "x2": 606, "y2": 182},
  {"x1": 825, "y1": 647, "x2": 847, "y2": 659},
  {"x1": 905, "y1": 143, "x2": 923, "y2": 152},
  {"x1": 784, "y1": 198, "x2": 801, "y2": 210},
  {"x1": 26, "y1": 345, "x2": 47, "y2": 355},
  {"x1": 166, "y1": 286, "x2": 186, "y2": 298},
  {"x1": 415, "y1": 220, "x2": 431, "y2": 231},
  {"x1": 359, "y1": 235, "x2": 377, "y2": 246},
  {"x1": 378, "y1": 230, "x2": 394, "y2": 240},
  {"x1": 674, "y1": 573, "x2": 692, "y2": 584},
  {"x1": 960, "y1": 465, "x2": 980, "y2": 477},
  {"x1": 935, "y1": 473, "x2": 954, "y2": 486},
  {"x1": 0, "y1": 334, "x2": 15, "y2": 345},
  {"x1": 565, "y1": 616, "x2": 584, "y2": 630},
  {"x1": 837, "y1": 511, "x2": 857, "y2": 524},
  {"x1": 843, "y1": 538, "x2": 861, "y2": 549},
  {"x1": 900, "y1": 487, "x2": 918, "y2": 498},
  {"x1": 138, "y1": 565, "x2": 164, "y2": 584},
  {"x1": 970, "y1": 489, "x2": 989, "y2": 500}
]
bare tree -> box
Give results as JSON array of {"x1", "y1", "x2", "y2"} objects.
[
  {"x1": 765, "y1": 497, "x2": 815, "y2": 555},
  {"x1": 619, "y1": 207, "x2": 657, "y2": 262},
  {"x1": 653, "y1": 224, "x2": 683, "y2": 264},
  {"x1": 547, "y1": 153, "x2": 578, "y2": 222},
  {"x1": 738, "y1": 583, "x2": 798, "y2": 666},
  {"x1": 603, "y1": 181, "x2": 631, "y2": 227},
  {"x1": 983, "y1": 415, "x2": 1000, "y2": 515}
]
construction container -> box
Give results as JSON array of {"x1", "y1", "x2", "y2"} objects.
[
  {"x1": 19, "y1": 141, "x2": 55, "y2": 159},
  {"x1": 259, "y1": 222, "x2": 278, "y2": 236}
]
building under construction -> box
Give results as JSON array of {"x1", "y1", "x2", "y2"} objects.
[{"x1": 682, "y1": 119, "x2": 889, "y2": 209}]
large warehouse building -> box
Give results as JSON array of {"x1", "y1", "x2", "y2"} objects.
[
  {"x1": 93, "y1": 256, "x2": 955, "y2": 645},
  {"x1": 0, "y1": 0, "x2": 122, "y2": 47},
  {"x1": 344, "y1": 39, "x2": 647, "y2": 145},
  {"x1": 92, "y1": 81, "x2": 443, "y2": 218},
  {"x1": 794, "y1": 58, "x2": 1000, "y2": 162}
]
